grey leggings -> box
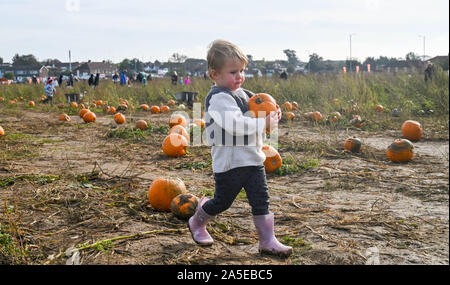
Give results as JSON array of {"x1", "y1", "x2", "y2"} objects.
[{"x1": 202, "y1": 165, "x2": 270, "y2": 216}]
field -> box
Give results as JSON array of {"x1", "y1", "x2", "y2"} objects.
[{"x1": 0, "y1": 71, "x2": 448, "y2": 265}]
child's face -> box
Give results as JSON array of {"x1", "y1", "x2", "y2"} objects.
[{"x1": 211, "y1": 58, "x2": 246, "y2": 91}]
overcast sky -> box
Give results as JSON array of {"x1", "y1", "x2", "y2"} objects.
[{"x1": 1, "y1": 0, "x2": 448, "y2": 63}]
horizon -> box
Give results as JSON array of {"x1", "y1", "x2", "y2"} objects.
[{"x1": 1, "y1": 0, "x2": 448, "y2": 64}]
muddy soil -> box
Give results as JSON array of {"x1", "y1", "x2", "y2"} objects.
[{"x1": 0, "y1": 107, "x2": 448, "y2": 265}]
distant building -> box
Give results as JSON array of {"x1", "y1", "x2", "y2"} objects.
[
  {"x1": 0, "y1": 64, "x2": 49, "y2": 81},
  {"x1": 74, "y1": 61, "x2": 118, "y2": 79}
]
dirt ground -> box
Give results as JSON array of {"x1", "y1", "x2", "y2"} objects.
[{"x1": 0, "y1": 106, "x2": 448, "y2": 265}]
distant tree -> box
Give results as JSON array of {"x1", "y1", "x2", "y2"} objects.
[
  {"x1": 283, "y1": 49, "x2": 299, "y2": 65},
  {"x1": 168, "y1": 53, "x2": 187, "y2": 63},
  {"x1": 119, "y1": 58, "x2": 143, "y2": 72},
  {"x1": 4, "y1": 72, "x2": 14, "y2": 80},
  {"x1": 308, "y1": 53, "x2": 324, "y2": 72},
  {"x1": 12, "y1": 54, "x2": 40, "y2": 67},
  {"x1": 0, "y1": 57, "x2": 3, "y2": 64}
]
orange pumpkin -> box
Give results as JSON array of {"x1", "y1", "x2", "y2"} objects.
[
  {"x1": 248, "y1": 93, "x2": 278, "y2": 118},
  {"x1": 304, "y1": 112, "x2": 313, "y2": 120},
  {"x1": 58, "y1": 114, "x2": 71, "y2": 122},
  {"x1": 261, "y1": 145, "x2": 282, "y2": 173},
  {"x1": 70, "y1": 102, "x2": 78, "y2": 108},
  {"x1": 401, "y1": 120, "x2": 423, "y2": 141},
  {"x1": 28, "y1": 101, "x2": 35, "y2": 107},
  {"x1": 0, "y1": 97, "x2": 4, "y2": 102},
  {"x1": 148, "y1": 178, "x2": 187, "y2": 212},
  {"x1": 79, "y1": 103, "x2": 87, "y2": 110},
  {"x1": 151, "y1": 106, "x2": 161, "y2": 114},
  {"x1": 350, "y1": 115, "x2": 363, "y2": 128},
  {"x1": 332, "y1": 98, "x2": 340, "y2": 105},
  {"x1": 136, "y1": 120, "x2": 148, "y2": 130},
  {"x1": 311, "y1": 111, "x2": 323, "y2": 122},
  {"x1": 386, "y1": 139, "x2": 414, "y2": 163},
  {"x1": 160, "y1": 105, "x2": 170, "y2": 113},
  {"x1": 281, "y1": 102, "x2": 293, "y2": 111},
  {"x1": 162, "y1": 133, "x2": 189, "y2": 157},
  {"x1": 0, "y1": 126, "x2": 5, "y2": 136},
  {"x1": 114, "y1": 113, "x2": 126, "y2": 124},
  {"x1": 330, "y1": 111, "x2": 342, "y2": 122},
  {"x1": 193, "y1": 119, "x2": 206, "y2": 128},
  {"x1": 107, "y1": 106, "x2": 117, "y2": 114},
  {"x1": 57, "y1": 103, "x2": 65, "y2": 109},
  {"x1": 96, "y1": 100, "x2": 103, "y2": 106},
  {"x1": 169, "y1": 125, "x2": 190, "y2": 141},
  {"x1": 83, "y1": 111, "x2": 96, "y2": 123},
  {"x1": 168, "y1": 114, "x2": 187, "y2": 128},
  {"x1": 344, "y1": 138, "x2": 362, "y2": 153},
  {"x1": 283, "y1": 112, "x2": 295, "y2": 120},
  {"x1": 170, "y1": 193, "x2": 198, "y2": 220},
  {"x1": 291, "y1": 101, "x2": 299, "y2": 110},
  {"x1": 9, "y1": 100, "x2": 15, "y2": 105},
  {"x1": 140, "y1": 104, "x2": 150, "y2": 111},
  {"x1": 375, "y1": 104, "x2": 384, "y2": 112},
  {"x1": 79, "y1": 108, "x2": 90, "y2": 118},
  {"x1": 167, "y1": 99, "x2": 176, "y2": 106}
]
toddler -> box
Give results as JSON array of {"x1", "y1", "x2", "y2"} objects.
[{"x1": 188, "y1": 39, "x2": 292, "y2": 257}]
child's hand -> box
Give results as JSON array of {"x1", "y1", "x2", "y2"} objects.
[
  {"x1": 265, "y1": 110, "x2": 279, "y2": 132},
  {"x1": 276, "y1": 105, "x2": 282, "y2": 121}
]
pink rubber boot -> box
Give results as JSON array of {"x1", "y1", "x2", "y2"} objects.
[
  {"x1": 188, "y1": 197, "x2": 214, "y2": 246},
  {"x1": 253, "y1": 212, "x2": 293, "y2": 257}
]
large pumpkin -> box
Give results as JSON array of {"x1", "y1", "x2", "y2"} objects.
[
  {"x1": 148, "y1": 178, "x2": 187, "y2": 212},
  {"x1": 79, "y1": 108, "x2": 90, "y2": 118},
  {"x1": 261, "y1": 145, "x2": 282, "y2": 173},
  {"x1": 170, "y1": 193, "x2": 198, "y2": 220},
  {"x1": 114, "y1": 113, "x2": 126, "y2": 124},
  {"x1": 344, "y1": 138, "x2": 361, "y2": 153},
  {"x1": 401, "y1": 120, "x2": 423, "y2": 141},
  {"x1": 248, "y1": 93, "x2": 278, "y2": 118},
  {"x1": 0, "y1": 126, "x2": 4, "y2": 136},
  {"x1": 168, "y1": 114, "x2": 187, "y2": 128},
  {"x1": 82, "y1": 111, "x2": 96, "y2": 123},
  {"x1": 386, "y1": 139, "x2": 414, "y2": 163},
  {"x1": 162, "y1": 133, "x2": 189, "y2": 157}
]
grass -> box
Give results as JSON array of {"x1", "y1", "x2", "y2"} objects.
[{"x1": 274, "y1": 155, "x2": 319, "y2": 176}]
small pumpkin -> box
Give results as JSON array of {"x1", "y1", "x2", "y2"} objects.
[
  {"x1": 170, "y1": 193, "x2": 198, "y2": 220},
  {"x1": 281, "y1": 102, "x2": 293, "y2": 111},
  {"x1": 140, "y1": 104, "x2": 150, "y2": 111},
  {"x1": 162, "y1": 133, "x2": 189, "y2": 157},
  {"x1": 96, "y1": 100, "x2": 103, "y2": 107},
  {"x1": 167, "y1": 99, "x2": 176, "y2": 106},
  {"x1": 332, "y1": 98, "x2": 340, "y2": 105},
  {"x1": 136, "y1": 120, "x2": 148, "y2": 130},
  {"x1": 311, "y1": 111, "x2": 323, "y2": 122},
  {"x1": 248, "y1": 93, "x2": 278, "y2": 118},
  {"x1": 28, "y1": 101, "x2": 35, "y2": 107},
  {"x1": 350, "y1": 115, "x2": 363, "y2": 128},
  {"x1": 70, "y1": 102, "x2": 78, "y2": 109},
  {"x1": 168, "y1": 114, "x2": 187, "y2": 128},
  {"x1": 401, "y1": 120, "x2": 423, "y2": 141},
  {"x1": 291, "y1": 101, "x2": 299, "y2": 110},
  {"x1": 169, "y1": 125, "x2": 190, "y2": 141},
  {"x1": 344, "y1": 138, "x2": 361, "y2": 153},
  {"x1": 82, "y1": 111, "x2": 96, "y2": 123},
  {"x1": 261, "y1": 145, "x2": 282, "y2": 173},
  {"x1": 107, "y1": 106, "x2": 117, "y2": 114},
  {"x1": 375, "y1": 104, "x2": 384, "y2": 112},
  {"x1": 283, "y1": 112, "x2": 295, "y2": 120},
  {"x1": 330, "y1": 111, "x2": 342, "y2": 122},
  {"x1": 114, "y1": 113, "x2": 126, "y2": 124},
  {"x1": 0, "y1": 97, "x2": 4, "y2": 102},
  {"x1": 151, "y1": 105, "x2": 161, "y2": 114},
  {"x1": 386, "y1": 139, "x2": 414, "y2": 163},
  {"x1": 160, "y1": 105, "x2": 170, "y2": 113},
  {"x1": 148, "y1": 178, "x2": 187, "y2": 212},
  {"x1": 58, "y1": 114, "x2": 71, "y2": 122},
  {"x1": 57, "y1": 103, "x2": 65, "y2": 109},
  {"x1": 0, "y1": 125, "x2": 5, "y2": 136},
  {"x1": 193, "y1": 118, "x2": 205, "y2": 128}
]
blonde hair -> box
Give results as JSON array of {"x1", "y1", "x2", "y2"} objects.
[{"x1": 207, "y1": 39, "x2": 248, "y2": 74}]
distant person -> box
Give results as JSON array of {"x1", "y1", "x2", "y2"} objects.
[
  {"x1": 112, "y1": 73, "x2": 119, "y2": 83},
  {"x1": 203, "y1": 72, "x2": 208, "y2": 80},
  {"x1": 58, "y1": 74, "x2": 63, "y2": 87},
  {"x1": 171, "y1": 71, "x2": 178, "y2": 85},
  {"x1": 280, "y1": 70, "x2": 288, "y2": 80},
  {"x1": 43, "y1": 78, "x2": 56, "y2": 106},
  {"x1": 184, "y1": 76, "x2": 191, "y2": 85},
  {"x1": 67, "y1": 73, "x2": 74, "y2": 87},
  {"x1": 94, "y1": 73, "x2": 100, "y2": 88},
  {"x1": 137, "y1": 72, "x2": 144, "y2": 83},
  {"x1": 88, "y1": 74, "x2": 95, "y2": 86},
  {"x1": 424, "y1": 62, "x2": 435, "y2": 83},
  {"x1": 120, "y1": 71, "x2": 127, "y2": 85},
  {"x1": 32, "y1": 75, "x2": 38, "y2": 84}
]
